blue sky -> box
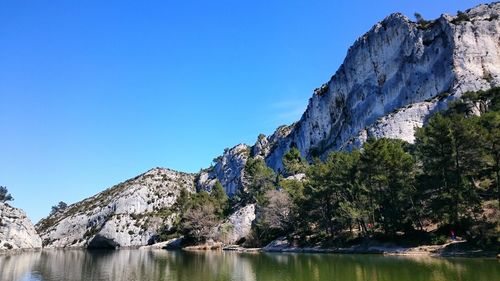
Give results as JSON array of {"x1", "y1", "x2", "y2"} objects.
[{"x1": 0, "y1": 0, "x2": 486, "y2": 222}]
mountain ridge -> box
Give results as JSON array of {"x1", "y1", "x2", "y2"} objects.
[{"x1": 2, "y1": 2, "x2": 498, "y2": 250}]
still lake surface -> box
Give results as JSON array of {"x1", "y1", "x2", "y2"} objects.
[{"x1": 0, "y1": 249, "x2": 498, "y2": 281}]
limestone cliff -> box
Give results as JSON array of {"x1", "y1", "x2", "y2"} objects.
[
  {"x1": 262, "y1": 3, "x2": 500, "y2": 171},
  {"x1": 0, "y1": 203, "x2": 42, "y2": 250},
  {"x1": 197, "y1": 144, "x2": 250, "y2": 195},
  {"x1": 36, "y1": 168, "x2": 195, "y2": 248},
  {"x1": 200, "y1": 3, "x2": 500, "y2": 187},
  {"x1": 35, "y1": 3, "x2": 500, "y2": 248}
]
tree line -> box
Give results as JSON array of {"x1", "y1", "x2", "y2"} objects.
[
  {"x1": 152, "y1": 88, "x2": 500, "y2": 248},
  {"x1": 240, "y1": 88, "x2": 499, "y2": 248}
]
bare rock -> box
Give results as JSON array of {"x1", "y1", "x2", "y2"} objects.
[
  {"x1": 36, "y1": 168, "x2": 195, "y2": 248},
  {"x1": 197, "y1": 144, "x2": 250, "y2": 195},
  {"x1": 265, "y1": 3, "x2": 500, "y2": 168},
  {"x1": 218, "y1": 204, "x2": 256, "y2": 244},
  {"x1": 0, "y1": 203, "x2": 42, "y2": 250}
]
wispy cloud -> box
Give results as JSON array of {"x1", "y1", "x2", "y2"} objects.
[{"x1": 268, "y1": 97, "x2": 308, "y2": 126}]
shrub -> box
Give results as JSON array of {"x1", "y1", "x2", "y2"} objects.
[
  {"x1": 451, "y1": 11, "x2": 470, "y2": 24},
  {"x1": 314, "y1": 83, "x2": 329, "y2": 96},
  {"x1": 0, "y1": 186, "x2": 13, "y2": 202},
  {"x1": 414, "y1": 12, "x2": 432, "y2": 29},
  {"x1": 431, "y1": 235, "x2": 449, "y2": 245},
  {"x1": 50, "y1": 201, "x2": 68, "y2": 215}
]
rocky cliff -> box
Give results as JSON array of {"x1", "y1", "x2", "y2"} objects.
[
  {"x1": 197, "y1": 2, "x2": 500, "y2": 191},
  {"x1": 36, "y1": 168, "x2": 195, "y2": 248},
  {"x1": 261, "y1": 3, "x2": 500, "y2": 171},
  {"x1": 197, "y1": 144, "x2": 250, "y2": 195},
  {"x1": 36, "y1": 3, "x2": 500, "y2": 248},
  {"x1": 0, "y1": 203, "x2": 42, "y2": 250}
]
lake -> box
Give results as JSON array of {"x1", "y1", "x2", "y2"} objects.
[{"x1": 0, "y1": 249, "x2": 498, "y2": 281}]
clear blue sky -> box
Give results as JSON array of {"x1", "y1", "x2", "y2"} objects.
[{"x1": 0, "y1": 0, "x2": 486, "y2": 222}]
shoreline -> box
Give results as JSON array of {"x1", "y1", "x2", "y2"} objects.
[
  {"x1": 223, "y1": 245, "x2": 498, "y2": 259},
  {"x1": 1, "y1": 241, "x2": 498, "y2": 259},
  {"x1": 222, "y1": 240, "x2": 499, "y2": 258}
]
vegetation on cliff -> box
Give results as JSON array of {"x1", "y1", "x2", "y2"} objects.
[
  {"x1": 0, "y1": 186, "x2": 13, "y2": 202},
  {"x1": 184, "y1": 88, "x2": 500, "y2": 249}
]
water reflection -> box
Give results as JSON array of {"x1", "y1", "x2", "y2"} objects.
[{"x1": 0, "y1": 249, "x2": 498, "y2": 281}]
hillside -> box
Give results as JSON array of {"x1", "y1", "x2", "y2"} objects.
[{"x1": 32, "y1": 3, "x2": 500, "y2": 249}]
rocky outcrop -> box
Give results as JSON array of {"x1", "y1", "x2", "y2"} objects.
[
  {"x1": 36, "y1": 168, "x2": 195, "y2": 248},
  {"x1": 263, "y1": 3, "x2": 500, "y2": 171},
  {"x1": 217, "y1": 204, "x2": 256, "y2": 244},
  {"x1": 33, "y1": 3, "x2": 500, "y2": 248},
  {"x1": 197, "y1": 3, "x2": 500, "y2": 191},
  {"x1": 197, "y1": 144, "x2": 250, "y2": 195},
  {"x1": 0, "y1": 203, "x2": 42, "y2": 250}
]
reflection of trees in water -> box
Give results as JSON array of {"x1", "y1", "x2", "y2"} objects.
[
  {"x1": 243, "y1": 253, "x2": 499, "y2": 281},
  {"x1": 150, "y1": 251, "x2": 257, "y2": 281},
  {"x1": 0, "y1": 250, "x2": 499, "y2": 281}
]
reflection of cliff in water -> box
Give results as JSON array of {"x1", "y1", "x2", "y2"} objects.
[
  {"x1": 0, "y1": 250, "x2": 499, "y2": 281},
  {"x1": 0, "y1": 251, "x2": 42, "y2": 281}
]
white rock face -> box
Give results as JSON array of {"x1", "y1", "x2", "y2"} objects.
[
  {"x1": 196, "y1": 3, "x2": 500, "y2": 196},
  {"x1": 264, "y1": 3, "x2": 500, "y2": 169},
  {"x1": 33, "y1": 3, "x2": 500, "y2": 248},
  {"x1": 176, "y1": 3, "x2": 500, "y2": 199},
  {"x1": 36, "y1": 168, "x2": 195, "y2": 248},
  {"x1": 252, "y1": 125, "x2": 294, "y2": 159},
  {"x1": 197, "y1": 144, "x2": 250, "y2": 195},
  {"x1": 218, "y1": 204, "x2": 255, "y2": 244},
  {"x1": 0, "y1": 203, "x2": 42, "y2": 250}
]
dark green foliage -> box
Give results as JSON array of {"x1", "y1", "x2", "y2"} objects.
[
  {"x1": 415, "y1": 113, "x2": 483, "y2": 226},
  {"x1": 414, "y1": 12, "x2": 433, "y2": 29},
  {"x1": 180, "y1": 191, "x2": 220, "y2": 243},
  {"x1": 478, "y1": 112, "x2": 500, "y2": 207},
  {"x1": 172, "y1": 88, "x2": 500, "y2": 249},
  {"x1": 50, "y1": 201, "x2": 68, "y2": 215},
  {"x1": 155, "y1": 183, "x2": 231, "y2": 244},
  {"x1": 360, "y1": 139, "x2": 417, "y2": 234},
  {"x1": 451, "y1": 10, "x2": 470, "y2": 24},
  {"x1": 241, "y1": 157, "x2": 277, "y2": 204},
  {"x1": 292, "y1": 88, "x2": 499, "y2": 247},
  {"x1": 210, "y1": 181, "x2": 229, "y2": 218},
  {"x1": 413, "y1": 88, "x2": 499, "y2": 244},
  {"x1": 282, "y1": 147, "x2": 307, "y2": 176},
  {"x1": 280, "y1": 177, "x2": 304, "y2": 204},
  {"x1": 174, "y1": 188, "x2": 191, "y2": 215},
  {"x1": 299, "y1": 139, "x2": 417, "y2": 237},
  {"x1": 301, "y1": 151, "x2": 362, "y2": 237},
  {"x1": 0, "y1": 186, "x2": 13, "y2": 202}
]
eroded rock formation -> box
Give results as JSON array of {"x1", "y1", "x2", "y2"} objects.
[{"x1": 0, "y1": 203, "x2": 42, "y2": 250}]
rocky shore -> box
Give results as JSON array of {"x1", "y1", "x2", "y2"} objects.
[{"x1": 137, "y1": 237, "x2": 499, "y2": 258}]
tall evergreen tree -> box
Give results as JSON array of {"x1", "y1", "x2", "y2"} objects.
[
  {"x1": 359, "y1": 139, "x2": 416, "y2": 234},
  {"x1": 301, "y1": 151, "x2": 362, "y2": 236},
  {"x1": 282, "y1": 147, "x2": 307, "y2": 176},
  {"x1": 480, "y1": 112, "x2": 500, "y2": 207},
  {"x1": 211, "y1": 181, "x2": 229, "y2": 217},
  {"x1": 242, "y1": 157, "x2": 277, "y2": 204},
  {"x1": 415, "y1": 113, "x2": 482, "y2": 227}
]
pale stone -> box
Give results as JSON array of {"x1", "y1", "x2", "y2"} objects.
[
  {"x1": 0, "y1": 203, "x2": 42, "y2": 250},
  {"x1": 36, "y1": 168, "x2": 195, "y2": 248}
]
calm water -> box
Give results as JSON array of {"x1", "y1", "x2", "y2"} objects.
[{"x1": 0, "y1": 249, "x2": 498, "y2": 281}]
